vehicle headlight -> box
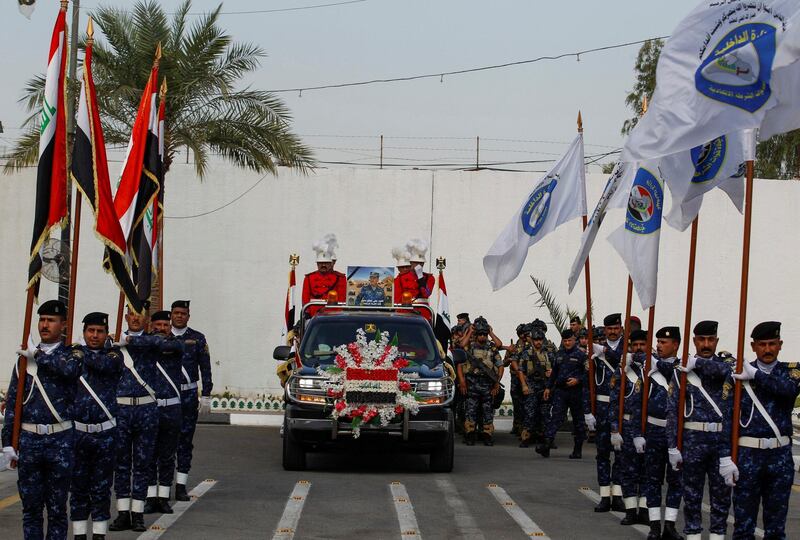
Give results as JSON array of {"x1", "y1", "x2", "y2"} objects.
[
  {"x1": 418, "y1": 380, "x2": 444, "y2": 392},
  {"x1": 298, "y1": 378, "x2": 318, "y2": 389}
]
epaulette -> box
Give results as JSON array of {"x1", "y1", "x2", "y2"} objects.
[{"x1": 786, "y1": 362, "x2": 798, "y2": 369}]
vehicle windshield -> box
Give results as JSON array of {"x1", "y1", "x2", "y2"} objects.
[{"x1": 300, "y1": 320, "x2": 440, "y2": 368}]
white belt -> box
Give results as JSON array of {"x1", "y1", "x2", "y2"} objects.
[
  {"x1": 596, "y1": 394, "x2": 610, "y2": 403},
  {"x1": 181, "y1": 382, "x2": 198, "y2": 391},
  {"x1": 21, "y1": 421, "x2": 73, "y2": 435},
  {"x1": 158, "y1": 397, "x2": 181, "y2": 407},
  {"x1": 117, "y1": 395, "x2": 156, "y2": 406},
  {"x1": 74, "y1": 419, "x2": 117, "y2": 433},
  {"x1": 647, "y1": 416, "x2": 667, "y2": 427},
  {"x1": 684, "y1": 421, "x2": 722, "y2": 433},
  {"x1": 738, "y1": 435, "x2": 791, "y2": 450},
  {"x1": 622, "y1": 414, "x2": 631, "y2": 421}
]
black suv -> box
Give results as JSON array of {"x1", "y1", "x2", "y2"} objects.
[{"x1": 274, "y1": 305, "x2": 455, "y2": 472}]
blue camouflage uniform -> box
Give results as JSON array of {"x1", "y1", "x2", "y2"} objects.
[
  {"x1": 114, "y1": 333, "x2": 180, "y2": 514},
  {"x1": 543, "y1": 345, "x2": 588, "y2": 443},
  {"x1": 503, "y1": 341, "x2": 529, "y2": 434},
  {"x1": 667, "y1": 354, "x2": 733, "y2": 537},
  {"x1": 2, "y1": 343, "x2": 82, "y2": 540},
  {"x1": 147, "y1": 337, "x2": 184, "y2": 499},
  {"x1": 642, "y1": 357, "x2": 683, "y2": 522},
  {"x1": 463, "y1": 342, "x2": 502, "y2": 436},
  {"x1": 519, "y1": 346, "x2": 553, "y2": 440},
  {"x1": 726, "y1": 360, "x2": 800, "y2": 540},
  {"x1": 355, "y1": 284, "x2": 386, "y2": 306},
  {"x1": 70, "y1": 345, "x2": 123, "y2": 535},
  {"x1": 609, "y1": 353, "x2": 646, "y2": 512},
  {"x1": 172, "y1": 327, "x2": 212, "y2": 484},
  {"x1": 591, "y1": 341, "x2": 623, "y2": 496}
]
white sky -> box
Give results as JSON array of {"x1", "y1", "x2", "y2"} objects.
[{"x1": 0, "y1": 0, "x2": 702, "y2": 172}]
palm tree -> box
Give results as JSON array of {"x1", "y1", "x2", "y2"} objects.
[
  {"x1": 530, "y1": 275, "x2": 591, "y2": 334},
  {"x1": 4, "y1": 0, "x2": 314, "y2": 177}
]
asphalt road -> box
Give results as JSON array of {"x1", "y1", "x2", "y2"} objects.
[{"x1": 2, "y1": 425, "x2": 800, "y2": 539}]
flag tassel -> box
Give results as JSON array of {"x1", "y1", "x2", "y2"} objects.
[{"x1": 676, "y1": 216, "x2": 700, "y2": 451}]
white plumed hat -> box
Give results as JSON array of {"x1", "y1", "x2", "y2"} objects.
[
  {"x1": 406, "y1": 238, "x2": 429, "y2": 263},
  {"x1": 392, "y1": 246, "x2": 411, "y2": 267},
  {"x1": 313, "y1": 233, "x2": 338, "y2": 262}
]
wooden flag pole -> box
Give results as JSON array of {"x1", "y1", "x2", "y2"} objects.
[
  {"x1": 640, "y1": 305, "x2": 656, "y2": 434},
  {"x1": 617, "y1": 277, "x2": 634, "y2": 430},
  {"x1": 676, "y1": 216, "x2": 700, "y2": 451},
  {"x1": 115, "y1": 291, "x2": 125, "y2": 339},
  {"x1": 578, "y1": 111, "x2": 596, "y2": 416},
  {"x1": 731, "y1": 160, "x2": 755, "y2": 462},
  {"x1": 11, "y1": 287, "x2": 37, "y2": 453}
]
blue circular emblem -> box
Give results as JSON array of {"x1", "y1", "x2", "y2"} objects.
[
  {"x1": 625, "y1": 168, "x2": 663, "y2": 235},
  {"x1": 520, "y1": 176, "x2": 558, "y2": 237},
  {"x1": 690, "y1": 136, "x2": 727, "y2": 184},
  {"x1": 695, "y1": 23, "x2": 777, "y2": 113}
]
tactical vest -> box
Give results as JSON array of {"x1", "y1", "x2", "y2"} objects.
[
  {"x1": 523, "y1": 349, "x2": 549, "y2": 382},
  {"x1": 468, "y1": 345, "x2": 499, "y2": 377}
]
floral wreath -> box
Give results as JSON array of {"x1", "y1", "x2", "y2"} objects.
[{"x1": 318, "y1": 329, "x2": 420, "y2": 438}]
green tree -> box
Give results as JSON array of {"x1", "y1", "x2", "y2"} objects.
[
  {"x1": 601, "y1": 162, "x2": 616, "y2": 174},
  {"x1": 4, "y1": 0, "x2": 314, "y2": 177},
  {"x1": 621, "y1": 39, "x2": 663, "y2": 136},
  {"x1": 530, "y1": 276, "x2": 591, "y2": 334}
]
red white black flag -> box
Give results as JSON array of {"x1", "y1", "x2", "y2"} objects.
[
  {"x1": 434, "y1": 271, "x2": 452, "y2": 352},
  {"x1": 281, "y1": 265, "x2": 297, "y2": 341}
]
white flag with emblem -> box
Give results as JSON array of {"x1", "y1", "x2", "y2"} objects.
[
  {"x1": 622, "y1": 1, "x2": 800, "y2": 162},
  {"x1": 608, "y1": 164, "x2": 665, "y2": 310},
  {"x1": 483, "y1": 134, "x2": 586, "y2": 291}
]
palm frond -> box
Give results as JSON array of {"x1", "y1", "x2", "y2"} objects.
[
  {"x1": 530, "y1": 275, "x2": 567, "y2": 334},
  {"x1": 3, "y1": 129, "x2": 41, "y2": 172}
]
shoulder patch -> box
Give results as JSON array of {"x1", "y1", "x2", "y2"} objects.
[
  {"x1": 610, "y1": 376, "x2": 617, "y2": 389},
  {"x1": 668, "y1": 383, "x2": 674, "y2": 397},
  {"x1": 786, "y1": 362, "x2": 799, "y2": 370},
  {"x1": 789, "y1": 369, "x2": 800, "y2": 380},
  {"x1": 204, "y1": 343, "x2": 210, "y2": 354},
  {"x1": 634, "y1": 379, "x2": 642, "y2": 393},
  {"x1": 72, "y1": 347, "x2": 84, "y2": 359},
  {"x1": 722, "y1": 381, "x2": 732, "y2": 400}
]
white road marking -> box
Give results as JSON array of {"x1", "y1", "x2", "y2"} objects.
[
  {"x1": 701, "y1": 502, "x2": 764, "y2": 538},
  {"x1": 578, "y1": 487, "x2": 648, "y2": 537},
  {"x1": 272, "y1": 481, "x2": 312, "y2": 540},
  {"x1": 435, "y1": 477, "x2": 485, "y2": 540},
  {"x1": 488, "y1": 483, "x2": 551, "y2": 539},
  {"x1": 136, "y1": 479, "x2": 217, "y2": 540},
  {"x1": 390, "y1": 482, "x2": 422, "y2": 539}
]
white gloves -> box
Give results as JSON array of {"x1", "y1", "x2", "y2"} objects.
[
  {"x1": 668, "y1": 447, "x2": 682, "y2": 470},
  {"x1": 15, "y1": 348, "x2": 35, "y2": 360},
  {"x1": 414, "y1": 264, "x2": 424, "y2": 279},
  {"x1": 633, "y1": 437, "x2": 646, "y2": 454},
  {"x1": 610, "y1": 432, "x2": 623, "y2": 451},
  {"x1": 719, "y1": 456, "x2": 739, "y2": 487},
  {"x1": 2, "y1": 446, "x2": 19, "y2": 468},
  {"x1": 677, "y1": 355, "x2": 697, "y2": 373},
  {"x1": 584, "y1": 413, "x2": 597, "y2": 431},
  {"x1": 198, "y1": 396, "x2": 212, "y2": 415},
  {"x1": 733, "y1": 362, "x2": 758, "y2": 381}
]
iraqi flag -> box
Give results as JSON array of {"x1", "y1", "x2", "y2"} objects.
[
  {"x1": 151, "y1": 81, "x2": 167, "y2": 274},
  {"x1": 71, "y1": 25, "x2": 145, "y2": 315},
  {"x1": 281, "y1": 265, "x2": 297, "y2": 341},
  {"x1": 434, "y1": 272, "x2": 451, "y2": 352},
  {"x1": 483, "y1": 133, "x2": 586, "y2": 290},
  {"x1": 28, "y1": 4, "x2": 68, "y2": 294}
]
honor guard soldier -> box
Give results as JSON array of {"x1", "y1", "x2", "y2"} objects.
[
  {"x1": 456, "y1": 317, "x2": 504, "y2": 446},
  {"x1": 2, "y1": 300, "x2": 81, "y2": 540},
  {"x1": 302, "y1": 234, "x2": 346, "y2": 317},
  {"x1": 504, "y1": 323, "x2": 532, "y2": 436},
  {"x1": 406, "y1": 238, "x2": 435, "y2": 300},
  {"x1": 609, "y1": 329, "x2": 648, "y2": 526},
  {"x1": 392, "y1": 247, "x2": 417, "y2": 304},
  {"x1": 144, "y1": 311, "x2": 184, "y2": 515},
  {"x1": 667, "y1": 320, "x2": 733, "y2": 540},
  {"x1": 170, "y1": 300, "x2": 213, "y2": 502},
  {"x1": 587, "y1": 313, "x2": 625, "y2": 512},
  {"x1": 519, "y1": 328, "x2": 553, "y2": 447},
  {"x1": 110, "y1": 304, "x2": 181, "y2": 532},
  {"x1": 724, "y1": 322, "x2": 799, "y2": 539},
  {"x1": 642, "y1": 327, "x2": 683, "y2": 540},
  {"x1": 70, "y1": 312, "x2": 123, "y2": 540},
  {"x1": 536, "y1": 329, "x2": 588, "y2": 459}
]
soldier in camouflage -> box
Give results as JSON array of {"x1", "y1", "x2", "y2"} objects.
[
  {"x1": 504, "y1": 324, "x2": 532, "y2": 436},
  {"x1": 519, "y1": 328, "x2": 553, "y2": 447}
]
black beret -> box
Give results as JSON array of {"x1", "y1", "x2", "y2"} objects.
[
  {"x1": 570, "y1": 316, "x2": 581, "y2": 324},
  {"x1": 561, "y1": 329, "x2": 575, "y2": 339},
  {"x1": 82, "y1": 312, "x2": 108, "y2": 327},
  {"x1": 604, "y1": 313, "x2": 622, "y2": 326},
  {"x1": 693, "y1": 320, "x2": 718, "y2": 336},
  {"x1": 629, "y1": 329, "x2": 648, "y2": 342},
  {"x1": 38, "y1": 300, "x2": 66, "y2": 317},
  {"x1": 171, "y1": 300, "x2": 190, "y2": 310},
  {"x1": 656, "y1": 326, "x2": 681, "y2": 340},
  {"x1": 151, "y1": 310, "x2": 171, "y2": 322},
  {"x1": 751, "y1": 321, "x2": 781, "y2": 341}
]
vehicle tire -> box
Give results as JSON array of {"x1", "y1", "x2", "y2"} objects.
[
  {"x1": 429, "y1": 414, "x2": 454, "y2": 472},
  {"x1": 282, "y1": 419, "x2": 307, "y2": 471}
]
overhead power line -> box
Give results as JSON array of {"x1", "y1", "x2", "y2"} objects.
[{"x1": 79, "y1": 0, "x2": 369, "y2": 15}]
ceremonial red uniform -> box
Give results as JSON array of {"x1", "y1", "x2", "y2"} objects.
[
  {"x1": 302, "y1": 270, "x2": 346, "y2": 317},
  {"x1": 394, "y1": 271, "x2": 435, "y2": 322}
]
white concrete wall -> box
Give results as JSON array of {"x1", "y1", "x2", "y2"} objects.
[{"x1": 1, "y1": 164, "x2": 797, "y2": 397}]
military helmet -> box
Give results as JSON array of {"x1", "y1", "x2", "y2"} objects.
[
  {"x1": 473, "y1": 316, "x2": 490, "y2": 334},
  {"x1": 531, "y1": 318, "x2": 547, "y2": 332},
  {"x1": 592, "y1": 325, "x2": 606, "y2": 340},
  {"x1": 530, "y1": 328, "x2": 545, "y2": 340},
  {"x1": 515, "y1": 323, "x2": 530, "y2": 336}
]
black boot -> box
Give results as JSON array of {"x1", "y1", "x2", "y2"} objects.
[
  {"x1": 620, "y1": 508, "x2": 638, "y2": 526},
  {"x1": 143, "y1": 497, "x2": 158, "y2": 514},
  {"x1": 74, "y1": 535, "x2": 87, "y2": 540},
  {"x1": 611, "y1": 495, "x2": 625, "y2": 512},
  {"x1": 568, "y1": 439, "x2": 582, "y2": 459},
  {"x1": 535, "y1": 438, "x2": 551, "y2": 457},
  {"x1": 174, "y1": 483, "x2": 190, "y2": 502},
  {"x1": 131, "y1": 511, "x2": 146, "y2": 532},
  {"x1": 661, "y1": 521, "x2": 683, "y2": 540},
  {"x1": 92, "y1": 535, "x2": 106, "y2": 540},
  {"x1": 593, "y1": 497, "x2": 611, "y2": 513},
  {"x1": 109, "y1": 511, "x2": 132, "y2": 531},
  {"x1": 637, "y1": 507, "x2": 650, "y2": 525},
  {"x1": 464, "y1": 432, "x2": 476, "y2": 446},
  {"x1": 484, "y1": 435, "x2": 494, "y2": 446},
  {"x1": 157, "y1": 497, "x2": 174, "y2": 514},
  {"x1": 646, "y1": 520, "x2": 661, "y2": 540}
]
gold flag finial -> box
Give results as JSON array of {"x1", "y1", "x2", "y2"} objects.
[
  {"x1": 577, "y1": 111, "x2": 583, "y2": 134},
  {"x1": 60, "y1": 0, "x2": 68, "y2": 10},
  {"x1": 154, "y1": 42, "x2": 162, "y2": 65},
  {"x1": 436, "y1": 257, "x2": 446, "y2": 271},
  {"x1": 642, "y1": 96, "x2": 649, "y2": 115},
  {"x1": 87, "y1": 17, "x2": 94, "y2": 41},
  {"x1": 289, "y1": 254, "x2": 300, "y2": 267},
  {"x1": 160, "y1": 77, "x2": 168, "y2": 98}
]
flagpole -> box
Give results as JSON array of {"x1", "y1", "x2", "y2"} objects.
[
  {"x1": 577, "y1": 111, "x2": 596, "y2": 416},
  {"x1": 731, "y1": 160, "x2": 755, "y2": 462},
  {"x1": 676, "y1": 216, "x2": 699, "y2": 451},
  {"x1": 640, "y1": 305, "x2": 656, "y2": 434},
  {"x1": 115, "y1": 291, "x2": 125, "y2": 339},
  {"x1": 617, "y1": 277, "x2": 634, "y2": 430},
  {"x1": 11, "y1": 287, "x2": 37, "y2": 456}
]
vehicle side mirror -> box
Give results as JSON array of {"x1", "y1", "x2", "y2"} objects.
[
  {"x1": 450, "y1": 349, "x2": 467, "y2": 365},
  {"x1": 273, "y1": 345, "x2": 293, "y2": 361}
]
